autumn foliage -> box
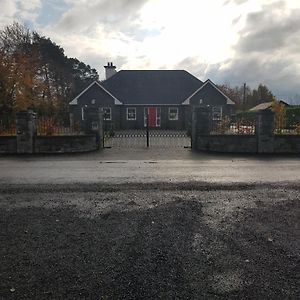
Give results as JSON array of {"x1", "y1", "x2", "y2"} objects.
[
  {"x1": 0, "y1": 22, "x2": 98, "y2": 118},
  {"x1": 217, "y1": 83, "x2": 276, "y2": 110}
]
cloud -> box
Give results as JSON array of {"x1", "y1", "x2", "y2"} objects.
[
  {"x1": 0, "y1": 0, "x2": 42, "y2": 28},
  {"x1": 205, "y1": 1, "x2": 300, "y2": 101},
  {"x1": 0, "y1": 0, "x2": 18, "y2": 28},
  {"x1": 56, "y1": 0, "x2": 149, "y2": 33},
  {"x1": 238, "y1": 3, "x2": 300, "y2": 53},
  {"x1": 224, "y1": 0, "x2": 248, "y2": 4},
  {"x1": 1, "y1": 0, "x2": 299, "y2": 102}
]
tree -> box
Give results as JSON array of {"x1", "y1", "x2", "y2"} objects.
[
  {"x1": 0, "y1": 22, "x2": 99, "y2": 118},
  {"x1": 218, "y1": 82, "x2": 277, "y2": 111}
]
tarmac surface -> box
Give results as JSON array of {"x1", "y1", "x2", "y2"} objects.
[
  {"x1": 0, "y1": 148, "x2": 299, "y2": 299},
  {"x1": 0, "y1": 148, "x2": 300, "y2": 184}
]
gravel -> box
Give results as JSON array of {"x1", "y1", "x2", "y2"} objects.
[{"x1": 0, "y1": 182, "x2": 299, "y2": 299}]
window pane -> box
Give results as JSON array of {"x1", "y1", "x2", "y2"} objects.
[
  {"x1": 212, "y1": 106, "x2": 222, "y2": 120},
  {"x1": 169, "y1": 107, "x2": 178, "y2": 120},
  {"x1": 127, "y1": 108, "x2": 136, "y2": 120},
  {"x1": 103, "y1": 108, "x2": 111, "y2": 120}
]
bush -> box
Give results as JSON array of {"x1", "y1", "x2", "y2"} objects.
[
  {"x1": 235, "y1": 111, "x2": 257, "y2": 122},
  {"x1": 285, "y1": 106, "x2": 300, "y2": 128}
]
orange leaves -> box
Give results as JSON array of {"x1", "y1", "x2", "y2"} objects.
[{"x1": 272, "y1": 101, "x2": 286, "y2": 133}]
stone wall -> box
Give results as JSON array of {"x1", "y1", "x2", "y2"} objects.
[
  {"x1": 0, "y1": 137, "x2": 17, "y2": 154},
  {"x1": 197, "y1": 135, "x2": 257, "y2": 153},
  {"x1": 35, "y1": 135, "x2": 98, "y2": 153},
  {"x1": 274, "y1": 136, "x2": 300, "y2": 153},
  {"x1": 193, "y1": 107, "x2": 300, "y2": 154},
  {"x1": 0, "y1": 110, "x2": 102, "y2": 154}
]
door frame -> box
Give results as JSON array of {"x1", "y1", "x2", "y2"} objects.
[{"x1": 144, "y1": 107, "x2": 161, "y2": 128}]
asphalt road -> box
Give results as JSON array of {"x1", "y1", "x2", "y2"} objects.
[
  {"x1": 1, "y1": 149, "x2": 300, "y2": 299},
  {"x1": 0, "y1": 148, "x2": 300, "y2": 184}
]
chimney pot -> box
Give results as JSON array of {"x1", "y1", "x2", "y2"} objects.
[{"x1": 104, "y1": 62, "x2": 117, "y2": 79}]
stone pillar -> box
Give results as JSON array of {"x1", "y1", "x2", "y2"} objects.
[
  {"x1": 16, "y1": 110, "x2": 36, "y2": 154},
  {"x1": 191, "y1": 106, "x2": 210, "y2": 150},
  {"x1": 83, "y1": 107, "x2": 104, "y2": 149},
  {"x1": 69, "y1": 112, "x2": 74, "y2": 128},
  {"x1": 256, "y1": 109, "x2": 274, "y2": 153},
  {"x1": 97, "y1": 110, "x2": 103, "y2": 149}
]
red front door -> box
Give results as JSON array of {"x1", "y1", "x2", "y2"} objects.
[{"x1": 148, "y1": 107, "x2": 157, "y2": 128}]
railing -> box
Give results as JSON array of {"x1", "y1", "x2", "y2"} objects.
[
  {"x1": 0, "y1": 115, "x2": 16, "y2": 136},
  {"x1": 274, "y1": 124, "x2": 300, "y2": 135},
  {"x1": 211, "y1": 118, "x2": 256, "y2": 135},
  {"x1": 36, "y1": 116, "x2": 83, "y2": 136}
]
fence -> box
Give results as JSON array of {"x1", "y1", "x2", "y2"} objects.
[
  {"x1": 211, "y1": 114, "x2": 300, "y2": 136},
  {"x1": 274, "y1": 115, "x2": 300, "y2": 135},
  {"x1": 193, "y1": 108, "x2": 300, "y2": 153},
  {"x1": 0, "y1": 115, "x2": 16, "y2": 136},
  {"x1": 211, "y1": 117, "x2": 256, "y2": 135},
  {"x1": 1, "y1": 110, "x2": 102, "y2": 154},
  {"x1": 36, "y1": 115, "x2": 83, "y2": 136}
]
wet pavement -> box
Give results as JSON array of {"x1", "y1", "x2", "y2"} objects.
[
  {"x1": 0, "y1": 148, "x2": 299, "y2": 184},
  {"x1": 1, "y1": 148, "x2": 299, "y2": 299}
]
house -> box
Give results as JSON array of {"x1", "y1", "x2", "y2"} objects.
[{"x1": 69, "y1": 63, "x2": 235, "y2": 130}]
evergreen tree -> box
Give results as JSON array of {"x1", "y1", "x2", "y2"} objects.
[{"x1": 0, "y1": 22, "x2": 99, "y2": 117}]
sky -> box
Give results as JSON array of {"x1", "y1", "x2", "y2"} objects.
[{"x1": 1, "y1": 0, "x2": 300, "y2": 103}]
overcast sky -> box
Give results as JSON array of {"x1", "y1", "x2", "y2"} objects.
[{"x1": 1, "y1": 0, "x2": 300, "y2": 102}]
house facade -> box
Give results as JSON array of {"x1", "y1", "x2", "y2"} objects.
[{"x1": 69, "y1": 63, "x2": 235, "y2": 130}]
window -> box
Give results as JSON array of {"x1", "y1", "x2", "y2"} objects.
[
  {"x1": 168, "y1": 107, "x2": 179, "y2": 120},
  {"x1": 91, "y1": 99, "x2": 96, "y2": 105},
  {"x1": 91, "y1": 122, "x2": 98, "y2": 130},
  {"x1": 127, "y1": 107, "x2": 136, "y2": 120},
  {"x1": 102, "y1": 107, "x2": 111, "y2": 120},
  {"x1": 212, "y1": 106, "x2": 222, "y2": 120}
]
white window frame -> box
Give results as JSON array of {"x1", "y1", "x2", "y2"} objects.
[
  {"x1": 91, "y1": 99, "x2": 96, "y2": 105},
  {"x1": 168, "y1": 107, "x2": 179, "y2": 121},
  {"x1": 156, "y1": 107, "x2": 161, "y2": 127},
  {"x1": 126, "y1": 107, "x2": 136, "y2": 121},
  {"x1": 81, "y1": 107, "x2": 85, "y2": 121},
  {"x1": 212, "y1": 106, "x2": 223, "y2": 121},
  {"x1": 103, "y1": 107, "x2": 112, "y2": 121}
]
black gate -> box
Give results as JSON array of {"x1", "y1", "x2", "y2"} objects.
[{"x1": 103, "y1": 129, "x2": 191, "y2": 148}]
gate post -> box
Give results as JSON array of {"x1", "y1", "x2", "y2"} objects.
[
  {"x1": 256, "y1": 109, "x2": 274, "y2": 153},
  {"x1": 98, "y1": 109, "x2": 104, "y2": 149},
  {"x1": 191, "y1": 106, "x2": 210, "y2": 150},
  {"x1": 16, "y1": 110, "x2": 36, "y2": 154},
  {"x1": 146, "y1": 110, "x2": 149, "y2": 147}
]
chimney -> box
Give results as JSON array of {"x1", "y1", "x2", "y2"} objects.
[{"x1": 104, "y1": 62, "x2": 117, "y2": 80}]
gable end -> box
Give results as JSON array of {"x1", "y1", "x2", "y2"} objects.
[
  {"x1": 69, "y1": 81, "x2": 122, "y2": 105},
  {"x1": 182, "y1": 79, "x2": 235, "y2": 105}
]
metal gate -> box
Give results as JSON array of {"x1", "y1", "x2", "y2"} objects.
[{"x1": 103, "y1": 129, "x2": 191, "y2": 148}]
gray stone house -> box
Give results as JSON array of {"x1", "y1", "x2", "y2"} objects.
[{"x1": 69, "y1": 63, "x2": 235, "y2": 130}]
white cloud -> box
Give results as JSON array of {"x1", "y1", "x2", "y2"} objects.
[
  {"x1": 1, "y1": 0, "x2": 300, "y2": 101},
  {"x1": 0, "y1": 0, "x2": 42, "y2": 28},
  {"x1": 0, "y1": 0, "x2": 18, "y2": 27},
  {"x1": 205, "y1": 0, "x2": 300, "y2": 101}
]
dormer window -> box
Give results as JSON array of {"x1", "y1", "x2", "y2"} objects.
[{"x1": 91, "y1": 99, "x2": 96, "y2": 105}]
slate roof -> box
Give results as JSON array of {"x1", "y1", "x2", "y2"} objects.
[{"x1": 101, "y1": 70, "x2": 203, "y2": 105}]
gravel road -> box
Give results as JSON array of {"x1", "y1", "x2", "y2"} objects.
[{"x1": 1, "y1": 182, "x2": 299, "y2": 299}]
